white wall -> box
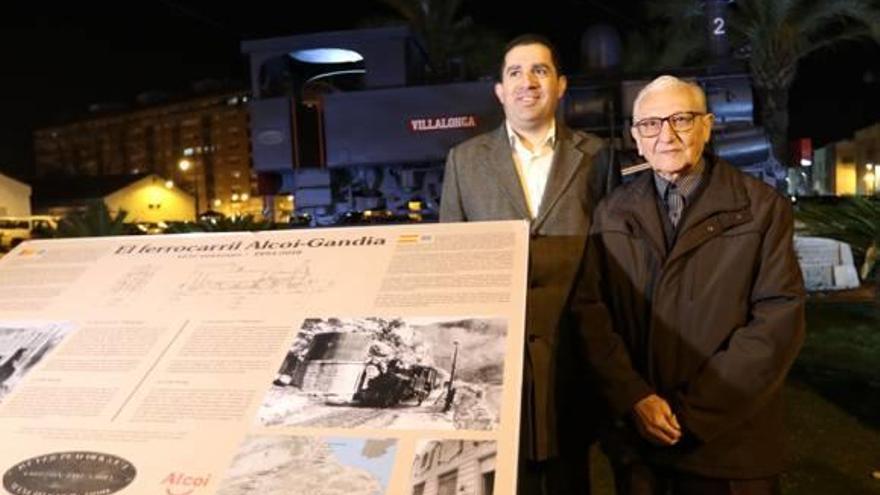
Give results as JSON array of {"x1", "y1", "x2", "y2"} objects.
[{"x1": 0, "y1": 173, "x2": 32, "y2": 217}]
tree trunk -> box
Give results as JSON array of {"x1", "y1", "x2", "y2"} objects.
[{"x1": 755, "y1": 84, "x2": 791, "y2": 166}]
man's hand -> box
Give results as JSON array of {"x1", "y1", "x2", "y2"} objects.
[{"x1": 632, "y1": 394, "x2": 681, "y2": 446}]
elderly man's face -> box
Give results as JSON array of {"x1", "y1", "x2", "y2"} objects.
[{"x1": 631, "y1": 86, "x2": 713, "y2": 178}]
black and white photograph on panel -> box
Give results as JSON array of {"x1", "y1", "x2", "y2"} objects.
[
  {"x1": 0, "y1": 322, "x2": 74, "y2": 402},
  {"x1": 216, "y1": 434, "x2": 396, "y2": 495},
  {"x1": 256, "y1": 316, "x2": 508, "y2": 430},
  {"x1": 411, "y1": 439, "x2": 498, "y2": 495}
]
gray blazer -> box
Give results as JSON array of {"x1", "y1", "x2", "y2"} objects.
[{"x1": 440, "y1": 123, "x2": 616, "y2": 460}]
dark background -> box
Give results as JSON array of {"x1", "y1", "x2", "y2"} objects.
[{"x1": 1, "y1": 1, "x2": 876, "y2": 176}]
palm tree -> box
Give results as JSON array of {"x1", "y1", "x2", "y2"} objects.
[
  {"x1": 373, "y1": 0, "x2": 505, "y2": 80},
  {"x1": 630, "y1": 0, "x2": 880, "y2": 165},
  {"x1": 54, "y1": 201, "x2": 133, "y2": 238},
  {"x1": 163, "y1": 214, "x2": 275, "y2": 234},
  {"x1": 730, "y1": 0, "x2": 880, "y2": 164},
  {"x1": 620, "y1": 0, "x2": 707, "y2": 73},
  {"x1": 197, "y1": 214, "x2": 275, "y2": 232}
]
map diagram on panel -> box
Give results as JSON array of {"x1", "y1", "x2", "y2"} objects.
[{"x1": 217, "y1": 435, "x2": 396, "y2": 495}]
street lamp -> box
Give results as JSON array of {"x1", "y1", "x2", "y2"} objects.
[{"x1": 178, "y1": 159, "x2": 199, "y2": 216}]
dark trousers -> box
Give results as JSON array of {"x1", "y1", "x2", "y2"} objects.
[
  {"x1": 518, "y1": 453, "x2": 591, "y2": 495},
  {"x1": 612, "y1": 462, "x2": 780, "y2": 495}
]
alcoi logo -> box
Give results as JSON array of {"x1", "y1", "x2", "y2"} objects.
[
  {"x1": 3, "y1": 451, "x2": 136, "y2": 495},
  {"x1": 161, "y1": 472, "x2": 212, "y2": 495}
]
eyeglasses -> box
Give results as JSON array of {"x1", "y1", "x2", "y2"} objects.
[{"x1": 632, "y1": 111, "x2": 706, "y2": 138}]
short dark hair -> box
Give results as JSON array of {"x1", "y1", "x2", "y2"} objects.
[{"x1": 498, "y1": 34, "x2": 563, "y2": 81}]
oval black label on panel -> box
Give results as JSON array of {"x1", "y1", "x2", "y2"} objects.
[{"x1": 3, "y1": 451, "x2": 136, "y2": 495}]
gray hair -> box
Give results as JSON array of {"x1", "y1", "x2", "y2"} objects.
[{"x1": 632, "y1": 75, "x2": 707, "y2": 117}]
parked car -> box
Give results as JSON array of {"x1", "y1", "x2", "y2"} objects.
[{"x1": 0, "y1": 216, "x2": 59, "y2": 249}]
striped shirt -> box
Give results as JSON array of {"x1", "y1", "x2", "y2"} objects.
[{"x1": 653, "y1": 159, "x2": 706, "y2": 228}]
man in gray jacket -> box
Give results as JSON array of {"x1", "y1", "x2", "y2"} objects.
[{"x1": 440, "y1": 33, "x2": 616, "y2": 494}]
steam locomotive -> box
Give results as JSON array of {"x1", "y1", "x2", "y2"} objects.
[
  {"x1": 353, "y1": 360, "x2": 441, "y2": 408},
  {"x1": 241, "y1": 9, "x2": 781, "y2": 225},
  {"x1": 282, "y1": 331, "x2": 443, "y2": 408}
]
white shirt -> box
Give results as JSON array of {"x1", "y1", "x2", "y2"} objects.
[{"x1": 506, "y1": 121, "x2": 557, "y2": 218}]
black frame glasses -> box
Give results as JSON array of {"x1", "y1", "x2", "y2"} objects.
[{"x1": 632, "y1": 111, "x2": 706, "y2": 138}]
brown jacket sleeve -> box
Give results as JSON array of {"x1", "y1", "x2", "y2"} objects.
[
  {"x1": 674, "y1": 197, "x2": 806, "y2": 443},
  {"x1": 569, "y1": 225, "x2": 653, "y2": 417}
]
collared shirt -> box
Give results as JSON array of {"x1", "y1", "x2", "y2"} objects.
[
  {"x1": 506, "y1": 120, "x2": 557, "y2": 218},
  {"x1": 653, "y1": 158, "x2": 706, "y2": 229}
]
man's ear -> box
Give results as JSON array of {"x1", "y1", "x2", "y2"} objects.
[
  {"x1": 702, "y1": 113, "x2": 716, "y2": 143},
  {"x1": 557, "y1": 75, "x2": 568, "y2": 99},
  {"x1": 494, "y1": 82, "x2": 504, "y2": 105},
  {"x1": 631, "y1": 125, "x2": 644, "y2": 156}
]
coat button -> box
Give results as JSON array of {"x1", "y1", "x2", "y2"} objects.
[{"x1": 707, "y1": 225, "x2": 715, "y2": 232}]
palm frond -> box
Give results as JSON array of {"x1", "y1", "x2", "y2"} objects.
[
  {"x1": 375, "y1": 0, "x2": 500, "y2": 79},
  {"x1": 796, "y1": 198, "x2": 880, "y2": 259},
  {"x1": 55, "y1": 201, "x2": 131, "y2": 238},
  {"x1": 793, "y1": 0, "x2": 880, "y2": 35}
]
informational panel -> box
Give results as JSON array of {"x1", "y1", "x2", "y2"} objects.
[{"x1": 0, "y1": 220, "x2": 528, "y2": 495}]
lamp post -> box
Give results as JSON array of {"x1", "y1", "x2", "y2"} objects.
[
  {"x1": 178, "y1": 159, "x2": 199, "y2": 217},
  {"x1": 443, "y1": 341, "x2": 459, "y2": 412}
]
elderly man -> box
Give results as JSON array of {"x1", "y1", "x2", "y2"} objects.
[
  {"x1": 441, "y1": 34, "x2": 617, "y2": 494},
  {"x1": 571, "y1": 75, "x2": 805, "y2": 495}
]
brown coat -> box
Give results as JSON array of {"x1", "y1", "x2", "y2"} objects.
[
  {"x1": 440, "y1": 123, "x2": 615, "y2": 460},
  {"x1": 571, "y1": 156, "x2": 805, "y2": 478}
]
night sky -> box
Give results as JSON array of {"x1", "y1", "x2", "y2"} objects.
[{"x1": 1, "y1": 1, "x2": 877, "y2": 177}]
